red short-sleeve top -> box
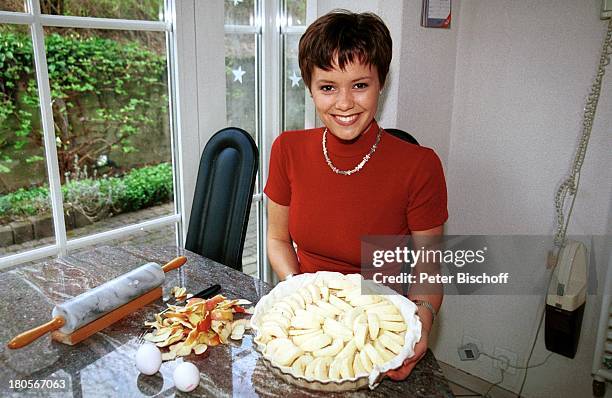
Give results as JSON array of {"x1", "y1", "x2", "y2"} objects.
[{"x1": 264, "y1": 121, "x2": 448, "y2": 274}]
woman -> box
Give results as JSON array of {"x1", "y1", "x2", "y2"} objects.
[{"x1": 264, "y1": 10, "x2": 448, "y2": 380}]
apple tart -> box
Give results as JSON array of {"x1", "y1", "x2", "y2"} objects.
[{"x1": 251, "y1": 272, "x2": 422, "y2": 391}]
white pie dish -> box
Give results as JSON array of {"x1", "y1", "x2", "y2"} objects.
[{"x1": 250, "y1": 271, "x2": 422, "y2": 391}]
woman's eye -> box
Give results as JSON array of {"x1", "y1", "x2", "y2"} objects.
[
  {"x1": 354, "y1": 82, "x2": 368, "y2": 89},
  {"x1": 320, "y1": 85, "x2": 334, "y2": 92}
]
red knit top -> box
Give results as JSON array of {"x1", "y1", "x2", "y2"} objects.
[{"x1": 264, "y1": 120, "x2": 448, "y2": 274}]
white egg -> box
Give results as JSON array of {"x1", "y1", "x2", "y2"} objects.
[
  {"x1": 173, "y1": 362, "x2": 200, "y2": 392},
  {"x1": 135, "y1": 342, "x2": 162, "y2": 375}
]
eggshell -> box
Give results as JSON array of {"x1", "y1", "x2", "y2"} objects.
[
  {"x1": 135, "y1": 343, "x2": 162, "y2": 375},
  {"x1": 173, "y1": 362, "x2": 200, "y2": 392}
]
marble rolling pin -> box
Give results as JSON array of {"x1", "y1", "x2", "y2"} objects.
[{"x1": 7, "y1": 256, "x2": 187, "y2": 349}]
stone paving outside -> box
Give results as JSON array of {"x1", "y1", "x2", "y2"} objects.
[{"x1": 1, "y1": 202, "x2": 259, "y2": 278}]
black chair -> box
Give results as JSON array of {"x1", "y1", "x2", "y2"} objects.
[
  {"x1": 185, "y1": 127, "x2": 258, "y2": 272},
  {"x1": 385, "y1": 128, "x2": 419, "y2": 146}
]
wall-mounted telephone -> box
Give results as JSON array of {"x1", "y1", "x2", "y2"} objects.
[
  {"x1": 545, "y1": 240, "x2": 588, "y2": 358},
  {"x1": 603, "y1": 0, "x2": 612, "y2": 19}
]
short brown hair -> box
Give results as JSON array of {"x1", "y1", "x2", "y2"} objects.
[{"x1": 298, "y1": 10, "x2": 392, "y2": 90}]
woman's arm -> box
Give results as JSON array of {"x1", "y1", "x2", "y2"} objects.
[
  {"x1": 267, "y1": 199, "x2": 300, "y2": 280},
  {"x1": 387, "y1": 224, "x2": 444, "y2": 380},
  {"x1": 407, "y1": 224, "x2": 444, "y2": 333}
]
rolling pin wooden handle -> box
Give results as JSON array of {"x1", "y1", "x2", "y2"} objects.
[
  {"x1": 161, "y1": 256, "x2": 187, "y2": 273},
  {"x1": 7, "y1": 316, "x2": 65, "y2": 349}
]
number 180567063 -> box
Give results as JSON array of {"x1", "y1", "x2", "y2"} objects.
[{"x1": 9, "y1": 379, "x2": 67, "y2": 391}]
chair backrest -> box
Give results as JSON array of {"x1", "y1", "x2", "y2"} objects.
[
  {"x1": 185, "y1": 127, "x2": 258, "y2": 271},
  {"x1": 384, "y1": 128, "x2": 420, "y2": 146}
]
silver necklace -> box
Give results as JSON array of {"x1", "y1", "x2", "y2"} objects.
[{"x1": 322, "y1": 126, "x2": 382, "y2": 175}]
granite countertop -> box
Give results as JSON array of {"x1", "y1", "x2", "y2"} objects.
[{"x1": 0, "y1": 244, "x2": 453, "y2": 397}]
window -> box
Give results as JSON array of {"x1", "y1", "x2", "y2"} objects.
[
  {"x1": 0, "y1": 1, "x2": 179, "y2": 268},
  {"x1": 223, "y1": 0, "x2": 310, "y2": 279},
  {"x1": 282, "y1": 0, "x2": 308, "y2": 131},
  {"x1": 0, "y1": 23, "x2": 52, "y2": 256},
  {"x1": 224, "y1": 0, "x2": 259, "y2": 278},
  {"x1": 1, "y1": 0, "x2": 313, "y2": 276}
]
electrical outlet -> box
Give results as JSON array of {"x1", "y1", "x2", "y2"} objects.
[
  {"x1": 458, "y1": 343, "x2": 480, "y2": 361},
  {"x1": 493, "y1": 347, "x2": 518, "y2": 375},
  {"x1": 462, "y1": 334, "x2": 482, "y2": 352}
]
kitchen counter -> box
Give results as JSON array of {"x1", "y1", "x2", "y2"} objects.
[{"x1": 0, "y1": 244, "x2": 453, "y2": 397}]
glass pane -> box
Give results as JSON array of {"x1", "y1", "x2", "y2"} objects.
[
  {"x1": 286, "y1": 0, "x2": 306, "y2": 27},
  {"x1": 283, "y1": 34, "x2": 306, "y2": 131},
  {"x1": 1, "y1": 1, "x2": 24, "y2": 12},
  {"x1": 43, "y1": 28, "x2": 174, "y2": 241},
  {"x1": 0, "y1": 24, "x2": 56, "y2": 258},
  {"x1": 41, "y1": 0, "x2": 164, "y2": 21},
  {"x1": 225, "y1": 33, "x2": 257, "y2": 138},
  {"x1": 76, "y1": 224, "x2": 177, "y2": 250},
  {"x1": 241, "y1": 201, "x2": 258, "y2": 278},
  {"x1": 224, "y1": 0, "x2": 256, "y2": 26}
]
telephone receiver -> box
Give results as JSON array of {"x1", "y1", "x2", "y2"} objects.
[{"x1": 547, "y1": 240, "x2": 588, "y2": 308}]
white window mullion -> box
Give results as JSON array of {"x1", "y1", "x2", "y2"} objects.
[
  {"x1": 28, "y1": 0, "x2": 68, "y2": 256},
  {"x1": 164, "y1": 0, "x2": 183, "y2": 247},
  {"x1": 0, "y1": 11, "x2": 34, "y2": 24},
  {"x1": 255, "y1": 0, "x2": 265, "y2": 281},
  {"x1": 0, "y1": 212, "x2": 178, "y2": 270},
  {"x1": 38, "y1": 14, "x2": 168, "y2": 31},
  {"x1": 0, "y1": 12, "x2": 169, "y2": 32},
  {"x1": 282, "y1": 25, "x2": 305, "y2": 34},
  {"x1": 224, "y1": 24, "x2": 260, "y2": 34},
  {"x1": 0, "y1": 245, "x2": 58, "y2": 271},
  {"x1": 260, "y1": 0, "x2": 282, "y2": 284},
  {"x1": 304, "y1": 0, "x2": 317, "y2": 128}
]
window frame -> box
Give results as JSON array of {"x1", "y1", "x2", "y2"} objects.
[
  {"x1": 0, "y1": 0, "x2": 317, "y2": 277},
  {"x1": 224, "y1": 0, "x2": 315, "y2": 282},
  {"x1": 0, "y1": 0, "x2": 182, "y2": 269},
  {"x1": 259, "y1": 0, "x2": 316, "y2": 282}
]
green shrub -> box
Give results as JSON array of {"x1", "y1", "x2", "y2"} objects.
[
  {"x1": 0, "y1": 186, "x2": 50, "y2": 220},
  {"x1": 63, "y1": 173, "x2": 123, "y2": 220},
  {"x1": 116, "y1": 163, "x2": 173, "y2": 211},
  {"x1": 0, "y1": 163, "x2": 172, "y2": 222}
]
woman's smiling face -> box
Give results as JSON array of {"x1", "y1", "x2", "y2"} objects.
[{"x1": 310, "y1": 60, "x2": 381, "y2": 141}]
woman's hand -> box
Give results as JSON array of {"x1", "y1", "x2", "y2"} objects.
[
  {"x1": 385, "y1": 331, "x2": 428, "y2": 380},
  {"x1": 386, "y1": 226, "x2": 443, "y2": 381}
]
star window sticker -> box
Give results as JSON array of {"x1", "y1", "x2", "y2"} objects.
[
  {"x1": 232, "y1": 66, "x2": 246, "y2": 84},
  {"x1": 289, "y1": 71, "x2": 302, "y2": 88}
]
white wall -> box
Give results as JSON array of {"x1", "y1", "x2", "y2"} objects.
[
  {"x1": 446, "y1": 0, "x2": 611, "y2": 237},
  {"x1": 437, "y1": 1, "x2": 612, "y2": 397},
  {"x1": 175, "y1": 0, "x2": 226, "y2": 239},
  {"x1": 396, "y1": 0, "x2": 459, "y2": 165}
]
